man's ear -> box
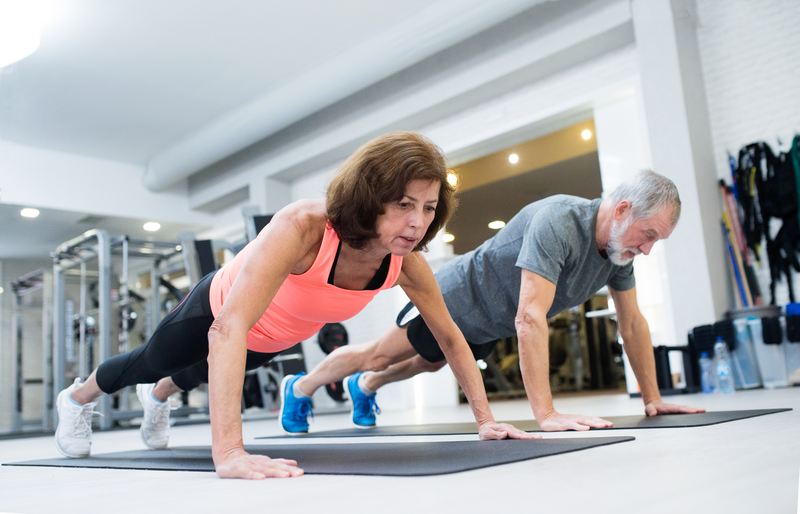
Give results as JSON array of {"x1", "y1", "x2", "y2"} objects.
[{"x1": 613, "y1": 200, "x2": 632, "y2": 221}]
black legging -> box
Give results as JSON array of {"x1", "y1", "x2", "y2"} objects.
[{"x1": 96, "y1": 271, "x2": 278, "y2": 393}]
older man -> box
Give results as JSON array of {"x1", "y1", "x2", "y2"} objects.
[{"x1": 281, "y1": 170, "x2": 703, "y2": 433}]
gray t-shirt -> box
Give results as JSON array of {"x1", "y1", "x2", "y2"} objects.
[{"x1": 436, "y1": 195, "x2": 635, "y2": 344}]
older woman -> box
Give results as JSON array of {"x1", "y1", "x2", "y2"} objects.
[{"x1": 54, "y1": 131, "x2": 532, "y2": 480}]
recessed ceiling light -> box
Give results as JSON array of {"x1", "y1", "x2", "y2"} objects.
[
  {"x1": 488, "y1": 220, "x2": 505, "y2": 230},
  {"x1": 582, "y1": 129, "x2": 592, "y2": 140},
  {"x1": 0, "y1": 286, "x2": 4, "y2": 294},
  {"x1": 175, "y1": 245, "x2": 182, "y2": 251},
  {"x1": 447, "y1": 173, "x2": 458, "y2": 186},
  {"x1": 442, "y1": 233, "x2": 455, "y2": 243},
  {"x1": 508, "y1": 153, "x2": 519, "y2": 164},
  {"x1": 143, "y1": 222, "x2": 161, "y2": 232},
  {"x1": 20, "y1": 208, "x2": 39, "y2": 218}
]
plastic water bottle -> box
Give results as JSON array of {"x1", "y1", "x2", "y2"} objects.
[
  {"x1": 714, "y1": 337, "x2": 736, "y2": 394},
  {"x1": 699, "y1": 352, "x2": 717, "y2": 394}
]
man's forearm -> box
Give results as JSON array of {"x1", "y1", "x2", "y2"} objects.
[
  {"x1": 516, "y1": 315, "x2": 555, "y2": 420},
  {"x1": 621, "y1": 318, "x2": 662, "y2": 405}
]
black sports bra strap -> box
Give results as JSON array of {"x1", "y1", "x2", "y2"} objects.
[
  {"x1": 364, "y1": 254, "x2": 392, "y2": 290},
  {"x1": 328, "y1": 241, "x2": 391, "y2": 290},
  {"x1": 327, "y1": 241, "x2": 343, "y2": 285}
]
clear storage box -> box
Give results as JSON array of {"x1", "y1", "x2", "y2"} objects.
[
  {"x1": 747, "y1": 317, "x2": 788, "y2": 389},
  {"x1": 731, "y1": 318, "x2": 762, "y2": 389},
  {"x1": 781, "y1": 318, "x2": 800, "y2": 385}
]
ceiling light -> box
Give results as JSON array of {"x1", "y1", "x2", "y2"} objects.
[
  {"x1": 20, "y1": 207, "x2": 40, "y2": 218},
  {"x1": 582, "y1": 129, "x2": 592, "y2": 140},
  {"x1": 0, "y1": 2, "x2": 43, "y2": 68},
  {"x1": 488, "y1": 220, "x2": 505, "y2": 230},
  {"x1": 175, "y1": 245, "x2": 182, "y2": 251},
  {"x1": 447, "y1": 173, "x2": 458, "y2": 186},
  {"x1": 508, "y1": 153, "x2": 519, "y2": 164},
  {"x1": 0, "y1": 287, "x2": 4, "y2": 294},
  {"x1": 442, "y1": 233, "x2": 455, "y2": 243},
  {"x1": 143, "y1": 222, "x2": 161, "y2": 232}
]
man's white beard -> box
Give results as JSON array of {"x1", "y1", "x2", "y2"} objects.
[{"x1": 607, "y1": 217, "x2": 640, "y2": 266}]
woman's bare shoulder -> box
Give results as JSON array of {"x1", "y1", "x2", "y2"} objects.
[{"x1": 273, "y1": 199, "x2": 327, "y2": 239}]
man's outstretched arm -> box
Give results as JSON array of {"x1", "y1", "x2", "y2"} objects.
[
  {"x1": 516, "y1": 269, "x2": 613, "y2": 431},
  {"x1": 609, "y1": 286, "x2": 704, "y2": 416}
]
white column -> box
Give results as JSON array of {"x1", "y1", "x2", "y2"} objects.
[
  {"x1": 632, "y1": 0, "x2": 728, "y2": 342},
  {"x1": 595, "y1": 92, "x2": 652, "y2": 194},
  {"x1": 595, "y1": 92, "x2": 677, "y2": 349}
]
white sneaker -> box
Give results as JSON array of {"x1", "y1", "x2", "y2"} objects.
[
  {"x1": 136, "y1": 383, "x2": 171, "y2": 450},
  {"x1": 55, "y1": 378, "x2": 96, "y2": 458}
]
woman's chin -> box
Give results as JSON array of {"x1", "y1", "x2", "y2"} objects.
[{"x1": 390, "y1": 243, "x2": 417, "y2": 256}]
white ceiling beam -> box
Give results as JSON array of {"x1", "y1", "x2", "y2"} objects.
[
  {"x1": 143, "y1": 0, "x2": 546, "y2": 192},
  {"x1": 187, "y1": 0, "x2": 633, "y2": 211}
]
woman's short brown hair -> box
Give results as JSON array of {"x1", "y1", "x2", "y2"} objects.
[{"x1": 327, "y1": 131, "x2": 457, "y2": 252}]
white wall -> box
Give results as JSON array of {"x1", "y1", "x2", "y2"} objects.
[
  {"x1": 696, "y1": 0, "x2": 800, "y2": 307},
  {"x1": 0, "y1": 140, "x2": 216, "y2": 226}
]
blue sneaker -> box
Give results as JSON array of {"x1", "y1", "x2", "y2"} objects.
[
  {"x1": 280, "y1": 373, "x2": 313, "y2": 434},
  {"x1": 343, "y1": 373, "x2": 380, "y2": 428}
]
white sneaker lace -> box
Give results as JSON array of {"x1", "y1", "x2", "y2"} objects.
[
  {"x1": 149, "y1": 401, "x2": 174, "y2": 431},
  {"x1": 72, "y1": 403, "x2": 99, "y2": 439}
]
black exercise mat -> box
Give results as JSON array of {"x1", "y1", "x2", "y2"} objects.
[
  {"x1": 257, "y1": 408, "x2": 791, "y2": 439},
  {"x1": 5, "y1": 437, "x2": 633, "y2": 476}
]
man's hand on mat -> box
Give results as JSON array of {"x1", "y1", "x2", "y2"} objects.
[
  {"x1": 644, "y1": 401, "x2": 706, "y2": 417},
  {"x1": 537, "y1": 411, "x2": 614, "y2": 432},
  {"x1": 214, "y1": 449, "x2": 304, "y2": 479},
  {"x1": 478, "y1": 422, "x2": 541, "y2": 440}
]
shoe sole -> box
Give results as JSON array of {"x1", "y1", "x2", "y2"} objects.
[
  {"x1": 343, "y1": 376, "x2": 376, "y2": 429},
  {"x1": 279, "y1": 374, "x2": 308, "y2": 436},
  {"x1": 55, "y1": 388, "x2": 90, "y2": 459},
  {"x1": 136, "y1": 384, "x2": 168, "y2": 450}
]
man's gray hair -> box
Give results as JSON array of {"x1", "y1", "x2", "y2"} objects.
[{"x1": 606, "y1": 170, "x2": 681, "y2": 226}]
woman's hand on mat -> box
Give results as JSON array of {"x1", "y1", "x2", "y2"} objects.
[
  {"x1": 537, "y1": 411, "x2": 614, "y2": 432},
  {"x1": 478, "y1": 422, "x2": 541, "y2": 440},
  {"x1": 214, "y1": 449, "x2": 304, "y2": 480},
  {"x1": 645, "y1": 401, "x2": 706, "y2": 417}
]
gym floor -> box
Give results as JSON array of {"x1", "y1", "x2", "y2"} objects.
[{"x1": 1, "y1": 388, "x2": 798, "y2": 514}]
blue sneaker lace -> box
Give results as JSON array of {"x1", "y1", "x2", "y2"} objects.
[
  {"x1": 358, "y1": 395, "x2": 381, "y2": 417},
  {"x1": 291, "y1": 397, "x2": 314, "y2": 422}
]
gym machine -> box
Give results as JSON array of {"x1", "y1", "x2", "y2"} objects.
[
  {"x1": 10, "y1": 269, "x2": 54, "y2": 433},
  {"x1": 52, "y1": 229, "x2": 210, "y2": 430}
]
